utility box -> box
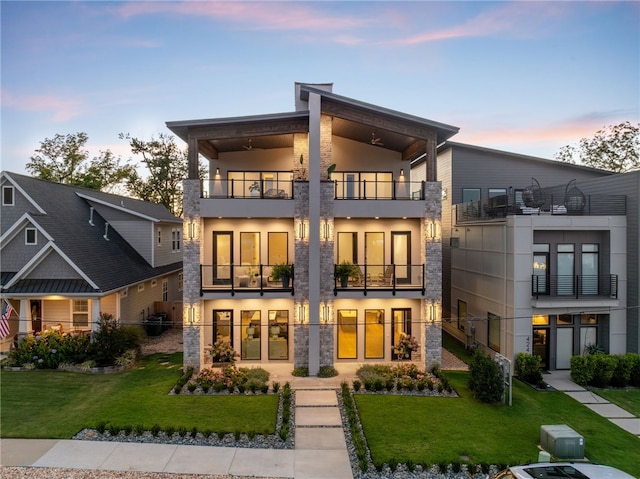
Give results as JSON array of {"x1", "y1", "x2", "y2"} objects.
[{"x1": 540, "y1": 425, "x2": 584, "y2": 459}]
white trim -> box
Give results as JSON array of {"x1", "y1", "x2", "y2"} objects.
[
  {"x1": 1, "y1": 173, "x2": 46, "y2": 214},
  {"x1": 3, "y1": 241, "x2": 99, "y2": 290},
  {"x1": 75, "y1": 192, "x2": 164, "y2": 222},
  {"x1": 25, "y1": 227, "x2": 37, "y2": 245},
  {"x1": 138, "y1": 283, "x2": 145, "y2": 292},
  {"x1": 0, "y1": 213, "x2": 54, "y2": 249},
  {"x1": 151, "y1": 279, "x2": 157, "y2": 287}
]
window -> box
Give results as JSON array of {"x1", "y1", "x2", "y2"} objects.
[
  {"x1": 268, "y1": 232, "x2": 288, "y2": 266},
  {"x1": 227, "y1": 171, "x2": 293, "y2": 198},
  {"x1": 332, "y1": 172, "x2": 393, "y2": 199},
  {"x1": 172, "y1": 229, "x2": 181, "y2": 252},
  {"x1": 138, "y1": 283, "x2": 144, "y2": 292},
  {"x1": 2, "y1": 186, "x2": 14, "y2": 206},
  {"x1": 533, "y1": 244, "x2": 550, "y2": 295},
  {"x1": 581, "y1": 244, "x2": 599, "y2": 295},
  {"x1": 557, "y1": 314, "x2": 573, "y2": 325},
  {"x1": 157, "y1": 229, "x2": 162, "y2": 246},
  {"x1": 241, "y1": 310, "x2": 261, "y2": 360},
  {"x1": 178, "y1": 272, "x2": 183, "y2": 292},
  {"x1": 488, "y1": 312, "x2": 500, "y2": 352},
  {"x1": 337, "y1": 310, "x2": 357, "y2": 359},
  {"x1": 557, "y1": 244, "x2": 575, "y2": 295},
  {"x1": 365, "y1": 309, "x2": 384, "y2": 358},
  {"x1": 462, "y1": 188, "x2": 480, "y2": 203},
  {"x1": 25, "y1": 228, "x2": 37, "y2": 245},
  {"x1": 72, "y1": 300, "x2": 89, "y2": 328},
  {"x1": 240, "y1": 232, "x2": 260, "y2": 272},
  {"x1": 268, "y1": 310, "x2": 288, "y2": 360},
  {"x1": 457, "y1": 300, "x2": 467, "y2": 331},
  {"x1": 337, "y1": 232, "x2": 357, "y2": 264},
  {"x1": 162, "y1": 279, "x2": 168, "y2": 301}
]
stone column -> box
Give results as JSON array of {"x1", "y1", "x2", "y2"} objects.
[
  {"x1": 294, "y1": 181, "x2": 310, "y2": 369},
  {"x1": 183, "y1": 178, "x2": 203, "y2": 372},
  {"x1": 423, "y1": 181, "x2": 443, "y2": 370},
  {"x1": 319, "y1": 181, "x2": 335, "y2": 367}
]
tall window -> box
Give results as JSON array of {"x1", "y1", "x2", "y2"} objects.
[
  {"x1": 457, "y1": 300, "x2": 467, "y2": 331},
  {"x1": 337, "y1": 309, "x2": 357, "y2": 359},
  {"x1": 268, "y1": 232, "x2": 288, "y2": 266},
  {"x1": 157, "y1": 229, "x2": 162, "y2": 246},
  {"x1": 241, "y1": 310, "x2": 261, "y2": 360},
  {"x1": 171, "y1": 229, "x2": 181, "y2": 252},
  {"x1": 557, "y1": 244, "x2": 575, "y2": 295},
  {"x1": 72, "y1": 300, "x2": 89, "y2": 328},
  {"x1": 240, "y1": 232, "x2": 260, "y2": 271},
  {"x1": 268, "y1": 310, "x2": 288, "y2": 360},
  {"x1": 533, "y1": 244, "x2": 550, "y2": 295},
  {"x1": 488, "y1": 312, "x2": 500, "y2": 352},
  {"x1": 2, "y1": 186, "x2": 14, "y2": 206},
  {"x1": 581, "y1": 244, "x2": 599, "y2": 295},
  {"x1": 25, "y1": 228, "x2": 37, "y2": 245},
  {"x1": 337, "y1": 232, "x2": 357, "y2": 264},
  {"x1": 162, "y1": 279, "x2": 168, "y2": 301},
  {"x1": 364, "y1": 309, "x2": 384, "y2": 358}
]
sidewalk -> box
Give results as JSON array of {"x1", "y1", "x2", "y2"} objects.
[{"x1": 545, "y1": 370, "x2": 640, "y2": 438}]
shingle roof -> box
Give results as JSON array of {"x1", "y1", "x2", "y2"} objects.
[{"x1": 1, "y1": 172, "x2": 183, "y2": 295}]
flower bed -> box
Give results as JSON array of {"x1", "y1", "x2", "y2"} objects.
[
  {"x1": 353, "y1": 363, "x2": 456, "y2": 396},
  {"x1": 172, "y1": 365, "x2": 276, "y2": 395}
]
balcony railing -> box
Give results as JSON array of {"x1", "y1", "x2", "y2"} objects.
[
  {"x1": 333, "y1": 263, "x2": 425, "y2": 296},
  {"x1": 455, "y1": 194, "x2": 626, "y2": 223},
  {"x1": 201, "y1": 264, "x2": 294, "y2": 295},
  {"x1": 334, "y1": 180, "x2": 426, "y2": 200},
  {"x1": 531, "y1": 274, "x2": 618, "y2": 299},
  {"x1": 201, "y1": 179, "x2": 294, "y2": 199}
]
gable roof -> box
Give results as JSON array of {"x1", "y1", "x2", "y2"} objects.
[{"x1": 1, "y1": 172, "x2": 182, "y2": 295}]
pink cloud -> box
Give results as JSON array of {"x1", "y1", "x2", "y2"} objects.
[
  {"x1": 1, "y1": 89, "x2": 84, "y2": 122},
  {"x1": 115, "y1": 1, "x2": 369, "y2": 32}
]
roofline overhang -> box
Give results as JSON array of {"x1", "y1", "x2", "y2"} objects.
[{"x1": 76, "y1": 192, "x2": 182, "y2": 223}]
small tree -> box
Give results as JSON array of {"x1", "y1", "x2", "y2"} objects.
[
  {"x1": 555, "y1": 122, "x2": 639, "y2": 173},
  {"x1": 468, "y1": 350, "x2": 504, "y2": 403}
]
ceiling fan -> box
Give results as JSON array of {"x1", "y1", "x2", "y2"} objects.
[
  {"x1": 371, "y1": 132, "x2": 384, "y2": 146},
  {"x1": 243, "y1": 139, "x2": 253, "y2": 151}
]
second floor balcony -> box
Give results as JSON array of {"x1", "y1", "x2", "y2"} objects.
[
  {"x1": 334, "y1": 263, "x2": 425, "y2": 296},
  {"x1": 201, "y1": 264, "x2": 295, "y2": 296},
  {"x1": 532, "y1": 274, "x2": 618, "y2": 299}
]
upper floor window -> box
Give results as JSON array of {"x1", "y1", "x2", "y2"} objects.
[
  {"x1": 25, "y1": 228, "x2": 37, "y2": 245},
  {"x1": 2, "y1": 186, "x2": 14, "y2": 206},
  {"x1": 172, "y1": 229, "x2": 181, "y2": 252},
  {"x1": 157, "y1": 229, "x2": 162, "y2": 246},
  {"x1": 462, "y1": 188, "x2": 480, "y2": 203}
]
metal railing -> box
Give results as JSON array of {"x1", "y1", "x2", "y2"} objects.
[
  {"x1": 455, "y1": 194, "x2": 626, "y2": 223},
  {"x1": 334, "y1": 180, "x2": 425, "y2": 200},
  {"x1": 333, "y1": 263, "x2": 425, "y2": 296},
  {"x1": 201, "y1": 179, "x2": 294, "y2": 199},
  {"x1": 531, "y1": 274, "x2": 618, "y2": 299},
  {"x1": 201, "y1": 264, "x2": 295, "y2": 296}
]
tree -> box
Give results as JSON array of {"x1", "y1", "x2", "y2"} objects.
[
  {"x1": 554, "y1": 122, "x2": 639, "y2": 173},
  {"x1": 26, "y1": 132, "x2": 134, "y2": 192},
  {"x1": 121, "y1": 133, "x2": 203, "y2": 217}
]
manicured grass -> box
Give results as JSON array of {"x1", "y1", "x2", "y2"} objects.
[
  {"x1": 0, "y1": 353, "x2": 279, "y2": 439},
  {"x1": 355, "y1": 371, "x2": 640, "y2": 477},
  {"x1": 442, "y1": 332, "x2": 473, "y2": 365},
  {"x1": 594, "y1": 388, "x2": 640, "y2": 417}
]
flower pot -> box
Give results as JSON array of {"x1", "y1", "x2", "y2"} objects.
[
  {"x1": 340, "y1": 277, "x2": 348, "y2": 288},
  {"x1": 282, "y1": 276, "x2": 290, "y2": 289}
]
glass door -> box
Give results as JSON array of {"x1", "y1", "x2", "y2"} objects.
[
  {"x1": 365, "y1": 232, "x2": 384, "y2": 284},
  {"x1": 556, "y1": 327, "x2": 573, "y2": 369},
  {"x1": 213, "y1": 231, "x2": 233, "y2": 284},
  {"x1": 391, "y1": 231, "x2": 410, "y2": 284},
  {"x1": 241, "y1": 310, "x2": 261, "y2": 360},
  {"x1": 581, "y1": 244, "x2": 599, "y2": 295},
  {"x1": 557, "y1": 244, "x2": 575, "y2": 296},
  {"x1": 365, "y1": 309, "x2": 384, "y2": 359},
  {"x1": 391, "y1": 308, "x2": 411, "y2": 360},
  {"x1": 337, "y1": 310, "x2": 358, "y2": 359},
  {"x1": 213, "y1": 310, "x2": 233, "y2": 345},
  {"x1": 532, "y1": 327, "x2": 549, "y2": 369},
  {"x1": 533, "y1": 244, "x2": 549, "y2": 295}
]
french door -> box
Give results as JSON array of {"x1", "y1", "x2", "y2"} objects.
[
  {"x1": 213, "y1": 310, "x2": 233, "y2": 345},
  {"x1": 213, "y1": 231, "x2": 233, "y2": 284},
  {"x1": 391, "y1": 231, "x2": 410, "y2": 284},
  {"x1": 391, "y1": 308, "x2": 411, "y2": 360}
]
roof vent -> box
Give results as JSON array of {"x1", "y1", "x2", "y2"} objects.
[
  {"x1": 89, "y1": 207, "x2": 95, "y2": 226},
  {"x1": 121, "y1": 200, "x2": 124, "y2": 207},
  {"x1": 103, "y1": 222, "x2": 110, "y2": 241}
]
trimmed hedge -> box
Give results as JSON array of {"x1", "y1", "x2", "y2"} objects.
[{"x1": 570, "y1": 352, "x2": 640, "y2": 388}]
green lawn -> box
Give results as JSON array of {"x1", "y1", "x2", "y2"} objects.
[
  {"x1": 355, "y1": 371, "x2": 640, "y2": 477},
  {"x1": 0, "y1": 353, "x2": 279, "y2": 439},
  {"x1": 594, "y1": 388, "x2": 640, "y2": 417}
]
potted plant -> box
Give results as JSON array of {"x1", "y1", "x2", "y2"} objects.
[
  {"x1": 249, "y1": 181, "x2": 261, "y2": 196},
  {"x1": 335, "y1": 260, "x2": 358, "y2": 287},
  {"x1": 207, "y1": 339, "x2": 238, "y2": 365},
  {"x1": 271, "y1": 263, "x2": 293, "y2": 288}
]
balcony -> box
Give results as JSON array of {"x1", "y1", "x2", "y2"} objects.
[
  {"x1": 334, "y1": 180, "x2": 425, "y2": 200},
  {"x1": 202, "y1": 178, "x2": 294, "y2": 199},
  {"x1": 201, "y1": 264, "x2": 295, "y2": 296},
  {"x1": 531, "y1": 274, "x2": 618, "y2": 299},
  {"x1": 333, "y1": 263, "x2": 425, "y2": 296},
  {"x1": 455, "y1": 194, "x2": 626, "y2": 223}
]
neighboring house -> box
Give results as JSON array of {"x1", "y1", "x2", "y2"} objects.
[
  {"x1": 167, "y1": 83, "x2": 459, "y2": 374},
  {"x1": 0, "y1": 172, "x2": 184, "y2": 344},
  {"x1": 425, "y1": 142, "x2": 638, "y2": 369}
]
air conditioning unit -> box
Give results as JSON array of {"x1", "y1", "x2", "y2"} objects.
[{"x1": 540, "y1": 425, "x2": 584, "y2": 459}]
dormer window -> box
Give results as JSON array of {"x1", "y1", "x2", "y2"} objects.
[
  {"x1": 25, "y1": 228, "x2": 37, "y2": 245},
  {"x1": 2, "y1": 186, "x2": 14, "y2": 206},
  {"x1": 157, "y1": 228, "x2": 162, "y2": 246}
]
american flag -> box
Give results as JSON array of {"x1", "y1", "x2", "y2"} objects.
[{"x1": 1, "y1": 300, "x2": 13, "y2": 339}]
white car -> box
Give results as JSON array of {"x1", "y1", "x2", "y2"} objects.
[{"x1": 493, "y1": 462, "x2": 635, "y2": 479}]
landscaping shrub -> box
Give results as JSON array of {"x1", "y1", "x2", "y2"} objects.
[
  {"x1": 292, "y1": 367, "x2": 308, "y2": 377},
  {"x1": 515, "y1": 352, "x2": 543, "y2": 385},
  {"x1": 611, "y1": 353, "x2": 634, "y2": 387},
  {"x1": 7, "y1": 330, "x2": 90, "y2": 368},
  {"x1": 89, "y1": 313, "x2": 143, "y2": 367},
  {"x1": 318, "y1": 365, "x2": 338, "y2": 377},
  {"x1": 588, "y1": 353, "x2": 617, "y2": 388},
  {"x1": 628, "y1": 353, "x2": 640, "y2": 387},
  {"x1": 468, "y1": 351, "x2": 504, "y2": 403},
  {"x1": 570, "y1": 355, "x2": 592, "y2": 385}
]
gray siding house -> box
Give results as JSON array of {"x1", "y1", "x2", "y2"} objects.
[{"x1": 0, "y1": 172, "x2": 184, "y2": 343}]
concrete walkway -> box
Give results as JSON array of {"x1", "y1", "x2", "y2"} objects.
[{"x1": 545, "y1": 370, "x2": 640, "y2": 438}]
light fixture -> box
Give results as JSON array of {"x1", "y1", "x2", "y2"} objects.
[
  {"x1": 429, "y1": 302, "x2": 436, "y2": 323},
  {"x1": 442, "y1": 188, "x2": 448, "y2": 200},
  {"x1": 215, "y1": 167, "x2": 220, "y2": 176},
  {"x1": 428, "y1": 221, "x2": 435, "y2": 239},
  {"x1": 400, "y1": 168, "x2": 404, "y2": 177},
  {"x1": 188, "y1": 218, "x2": 197, "y2": 240},
  {"x1": 321, "y1": 302, "x2": 332, "y2": 323},
  {"x1": 187, "y1": 305, "x2": 198, "y2": 325},
  {"x1": 296, "y1": 219, "x2": 308, "y2": 241},
  {"x1": 297, "y1": 303, "x2": 308, "y2": 323},
  {"x1": 321, "y1": 218, "x2": 333, "y2": 241}
]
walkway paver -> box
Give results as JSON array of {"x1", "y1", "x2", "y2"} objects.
[
  {"x1": 584, "y1": 403, "x2": 635, "y2": 418},
  {"x1": 295, "y1": 428, "x2": 347, "y2": 450}
]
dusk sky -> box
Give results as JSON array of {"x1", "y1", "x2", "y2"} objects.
[{"x1": 2, "y1": 1, "x2": 638, "y2": 175}]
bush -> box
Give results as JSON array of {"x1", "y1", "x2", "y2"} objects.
[
  {"x1": 468, "y1": 351, "x2": 504, "y2": 403},
  {"x1": 515, "y1": 352, "x2": 543, "y2": 385},
  {"x1": 588, "y1": 354, "x2": 617, "y2": 388},
  {"x1": 292, "y1": 367, "x2": 308, "y2": 377},
  {"x1": 570, "y1": 355, "x2": 593, "y2": 386},
  {"x1": 7, "y1": 330, "x2": 90, "y2": 368},
  {"x1": 318, "y1": 365, "x2": 338, "y2": 377},
  {"x1": 90, "y1": 313, "x2": 142, "y2": 367},
  {"x1": 628, "y1": 353, "x2": 640, "y2": 387},
  {"x1": 611, "y1": 353, "x2": 634, "y2": 387}
]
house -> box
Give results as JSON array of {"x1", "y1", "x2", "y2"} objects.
[
  {"x1": 167, "y1": 83, "x2": 459, "y2": 374},
  {"x1": 425, "y1": 142, "x2": 638, "y2": 369},
  {"x1": 0, "y1": 172, "x2": 184, "y2": 344}
]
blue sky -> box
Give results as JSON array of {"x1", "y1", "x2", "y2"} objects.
[{"x1": 2, "y1": 1, "x2": 638, "y2": 175}]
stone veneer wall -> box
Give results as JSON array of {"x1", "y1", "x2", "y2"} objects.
[
  {"x1": 293, "y1": 181, "x2": 309, "y2": 368},
  {"x1": 423, "y1": 181, "x2": 443, "y2": 370},
  {"x1": 183, "y1": 179, "x2": 203, "y2": 372},
  {"x1": 319, "y1": 181, "x2": 335, "y2": 367}
]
